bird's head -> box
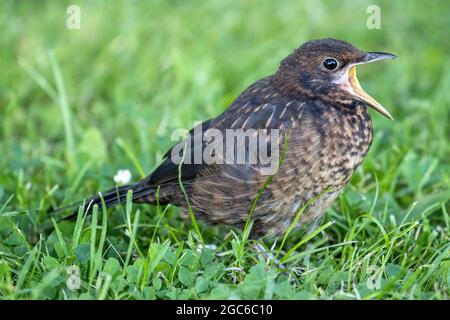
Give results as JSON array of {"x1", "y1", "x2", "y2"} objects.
[{"x1": 275, "y1": 38, "x2": 397, "y2": 119}]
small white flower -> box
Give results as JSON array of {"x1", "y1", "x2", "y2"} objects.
[
  {"x1": 223, "y1": 267, "x2": 243, "y2": 272},
  {"x1": 205, "y1": 244, "x2": 217, "y2": 250},
  {"x1": 196, "y1": 243, "x2": 217, "y2": 252},
  {"x1": 113, "y1": 169, "x2": 132, "y2": 185}
]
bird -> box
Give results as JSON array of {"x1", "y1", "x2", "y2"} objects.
[{"x1": 56, "y1": 38, "x2": 397, "y2": 238}]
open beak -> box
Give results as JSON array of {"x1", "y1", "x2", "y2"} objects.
[{"x1": 347, "y1": 52, "x2": 398, "y2": 120}]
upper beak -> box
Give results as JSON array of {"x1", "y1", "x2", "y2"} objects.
[{"x1": 347, "y1": 51, "x2": 398, "y2": 120}]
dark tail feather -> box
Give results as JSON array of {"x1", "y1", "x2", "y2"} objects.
[{"x1": 53, "y1": 183, "x2": 156, "y2": 221}]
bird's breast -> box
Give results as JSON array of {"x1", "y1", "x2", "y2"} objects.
[{"x1": 264, "y1": 101, "x2": 373, "y2": 230}]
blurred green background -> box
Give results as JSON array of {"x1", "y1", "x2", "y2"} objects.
[{"x1": 0, "y1": 0, "x2": 448, "y2": 299}]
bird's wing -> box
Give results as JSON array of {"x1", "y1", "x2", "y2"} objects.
[
  {"x1": 144, "y1": 76, "x2": 306, "y2": 188},
  {"x1": 146, "y1": 118, "x2": 213, "y2": 186}
]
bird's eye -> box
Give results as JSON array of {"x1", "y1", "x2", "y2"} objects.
[{"x1": 323, "y1": 58, "x2": 339, "y2": 71}]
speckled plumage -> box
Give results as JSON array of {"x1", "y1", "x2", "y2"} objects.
[
  {"x1": 61, "y1": 38, "x2": 395, "y2": 238},
  {"x1": 181, "y1": 80, "x2": 373, "y2": 236}
]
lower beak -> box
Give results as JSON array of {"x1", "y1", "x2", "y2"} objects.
[{"x1": 347, "y1": 52, "x2": 398, "y2": 120}]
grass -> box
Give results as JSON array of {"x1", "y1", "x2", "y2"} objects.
[{"x1": 0, "y1": 0, "x2": 449, "y2": 299}]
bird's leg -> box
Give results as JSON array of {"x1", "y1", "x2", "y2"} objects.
[
  {"x1": 253, "y1": 242, "x2": 300, "y2": 285},
  {"x1": 252, "y1": 242, "x2": 286, "y2": 270},
  {"x1": 306, "y1": 215, "x2": 325, "y2": 235}
]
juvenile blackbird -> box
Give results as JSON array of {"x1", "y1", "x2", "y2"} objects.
[{"x1": 59, "y1": 38, "x2": 397, "y2": 237}]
